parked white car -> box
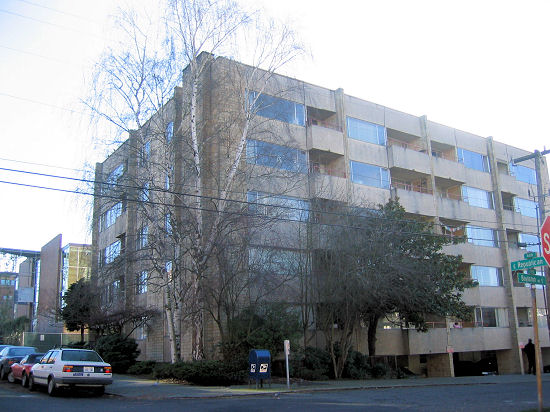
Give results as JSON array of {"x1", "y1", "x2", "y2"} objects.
[{"x1": 29, "y1": 348, "x2": 112, "y2": 396}]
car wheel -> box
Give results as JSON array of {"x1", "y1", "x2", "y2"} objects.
[
  {"x1": 21, "y1": 373, "x2": 28, "y2": 387},
  {"x1": 0, "y1": 366, "x2": 5, "y2": 380},
  {"x1": 94, "y1": 386, "x2": 105, "y2": 396},
  {"x1": 47, "y1": 377, "x2": 57, "y2": 396},
  {"x1": 28, "y1": 374, "x2": 36, "y2": 391},
  {"x1": 7, "y1": 371, "x2": 15, "y2": 383}
]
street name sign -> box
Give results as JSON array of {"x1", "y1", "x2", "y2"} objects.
[
  {"x1": 524, "y1": 252, "x2": 537, "y2": 259},
  {"x1": 517, "y1": 272, "x2": 547, "y2": 285},
  {"x1": 511, "y1": 257, "x2": 547, "y2": 271},
  {"x1": 527, "y1": 268, "x2": 537, "y2": 275}
]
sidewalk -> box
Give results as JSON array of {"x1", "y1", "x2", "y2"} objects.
[{"x1": 106, "y1": 373, "x2": 550, "y2": 399}]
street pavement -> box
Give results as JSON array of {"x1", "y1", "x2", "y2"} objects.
[{"x1": 106, "y1": 372, "x2": 550, "y2": 400}]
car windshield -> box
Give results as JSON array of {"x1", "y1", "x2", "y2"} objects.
[
  {"x1": 8, "y1": 347, "x2": 35, "y2": 356},
  {"x1": 26, "y1": 354, "x2": 44, "y2": 363},
  {"x1": 61, "y1": 350, "x2": 103, "y2": 362}
]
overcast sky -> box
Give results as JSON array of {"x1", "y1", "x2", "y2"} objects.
[{"x1": 1, "y1": 0, "x2": 549, "y2": 255}]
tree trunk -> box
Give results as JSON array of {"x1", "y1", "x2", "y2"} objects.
[{"x1": 367, "y1": 314, "x2": 379, "y2": 358}]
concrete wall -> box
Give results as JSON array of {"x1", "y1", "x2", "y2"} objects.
[{"x1": 36, "y1": 234, "x2": 63, "y2": 333}]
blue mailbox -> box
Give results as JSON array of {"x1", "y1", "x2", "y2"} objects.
[{"x1": 249, "y1": 349, "x2": 271, "y2": 388}]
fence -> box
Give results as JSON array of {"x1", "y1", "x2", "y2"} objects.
[{"x1": 23, "y1": 332, "x2": 88, "y2": 352}]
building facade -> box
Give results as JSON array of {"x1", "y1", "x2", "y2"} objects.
[
  {"x1": 32, "y1": 235, "x2": 91, "y2": 333},
  {"x1": 92, "y1": 55, "x2": 550, "y2": 376}
]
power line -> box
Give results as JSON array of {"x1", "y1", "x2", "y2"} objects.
[
  {"x1": 0, "y1": 44, "x2": 83, "y2": 67},
  {"x1": 0, "y1": 157, "x2": 89, "y2": 174},
  {"x1": 0, "y1": 167, "x2": 543, "y2": 237},
  {"x1": 0, "y1": 92, "x2": 89, "y2": 116},
  {"x1": 0, "y1": 178, "x2": 484, "y2": 242},
  {"x1": 0, "y1": 8, "x2": 107, "y2": 41},
  {"x1": 14, "y1": 0, "x2": 98, "y2": 23}
]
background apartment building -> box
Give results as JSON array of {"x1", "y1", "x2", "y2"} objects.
[{"x1": 92, "y1": 55, "x2": 550, "y2": 376}]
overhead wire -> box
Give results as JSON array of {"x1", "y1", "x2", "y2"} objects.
[{"x1": 0, "y1": 165, "x2": 543, "y2": 241}]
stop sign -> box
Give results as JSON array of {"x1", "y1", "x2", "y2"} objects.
[{"x1": 541, "y1": 216, "x2": 550, "y2": 266}]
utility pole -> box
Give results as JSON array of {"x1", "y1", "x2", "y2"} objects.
[{"x1": 512, "y1": 149, "x2": 550, "y2": 412}]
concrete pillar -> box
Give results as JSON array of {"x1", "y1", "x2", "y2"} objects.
[
  {"x1": 497, "y1": 349, "x2": 523, "y2": 374},
  {"x1": 426, "y1": 353, "x2": 454, "y2": 377}
]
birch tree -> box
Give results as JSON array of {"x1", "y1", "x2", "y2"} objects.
[{"x1": 88, "y1": 0, "x2": 304, "y2": 361}]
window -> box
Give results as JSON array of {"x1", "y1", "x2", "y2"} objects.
[
  {"x1": 346, "y1": 117, "x2": 386, "y2": 145},
  {"x1": 165, "y1": 213, "x2": 172, "y2": 235},
  {"x1": 350, "y1": 161, "x2": 390, "y2": 189},
  {"x1": 99, "y1": 202, "x2": 122, "y2": 232},
  {"x1": 140, "y1": 183, "x2": 150, "y2": 202},
  {"x1": 103, "y1": 164, "x2": 124, "y2": 193},
  {"x1": 248, "y1": 247, "x2": 306, "y2": 276},
  {"x1": 519, "y1": 233, "x2": 539, "y2": 253},
  {"x1": 457, "y1": 148, "x2": 490, "y2": 172},
  {"x1": 138, "y1": 226, "x2": 148, "y2": 249},
  {"x1": 248, "y1": 91, "x2": 305, "y2": 126},
  {"x1": 475, "y1": 307, "x2": 508, "y2": 327},
  {"x1": 246, "y1": 139, "x2": 307, "y2": 173},
  {"x1": 466, "y1": 225, "x2": 498, "y2": 247},
  {"x1": 139, "y1": 141, "x2": 151, "y2": 166},
  {"x1": 165, "y1": 121, "x2": 174, "y2": 143},
  {"x1": 461, "y1": 186, "x2": 494, "y2": 209},
  {"x1": 510, "y1": 163, "x2": 536, "y2": 184},
  {"x1": 247, "y1": 191, "x2": 309, "y2": 222},
  {"x1": 515, "y1": 197, "x2": 537, "y2": 218},
  {"x1": 105, "y1": 164, "x2": 124, "y2": 185},
  {"x1": 104, "y1": 240, "x2": 121, "y2": 264},
  {"x1": 471, "y1": 266, "x2": 503, "y2": 286},
  {"x1": 136, "y1": 271, "x2": 147, "y2": 294}
]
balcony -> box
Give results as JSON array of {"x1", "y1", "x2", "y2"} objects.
[
  {"x1": 387, "y1": 140, "x2": 431, "y2": 175},
  {"x1": 391, "y1": 179, "x2": 435, "y2": 216},
  {"x1": 308, "y1": 173, "x2": 347, "y2": 200},
  {"x1": 306, "y1": 124, "x2": 344, "y2": 155}
]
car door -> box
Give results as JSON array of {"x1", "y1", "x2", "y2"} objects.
[{"x1": 33, "y1": 351, "x2": 56, "y2": 384}]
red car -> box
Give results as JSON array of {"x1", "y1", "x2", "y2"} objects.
[{"x1": 8, "y1": 353, "x2": 45, "y2": 387}]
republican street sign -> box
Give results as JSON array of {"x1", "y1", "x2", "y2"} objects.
[
  {"x1": 517, "y1": 272, "x2": 547, "y2": 285},
  {"x1": 542, "y1": 216, "x2": 550, "y2": 266},
  {"x1": 511, "y1": 257, "x2": 547, "y2": 271}
]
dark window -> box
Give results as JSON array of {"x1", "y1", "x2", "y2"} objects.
[{"x1": 248, "y1": 91, "x2": 305, "y2": 126}]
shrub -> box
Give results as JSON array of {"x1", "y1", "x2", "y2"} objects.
[
  {"x1": 370, "y1": 362, "x2": 388, "y2": 379},
  {"x1": 153, "y1": 360, "x2": 246, "y2": 386},
  {"x1": 127, "y1": 360, "x2": 156, "y2": 375},
  {"x1": 221, "y1": 303, "x2": 301, "y2": 365},
  {"x1": 290, "y1": 347, "x2": 331, "y2": 381},
  {"x1": 343, "y1": 350, "x2": 370, "y2": 379},
  {"x1": 94, "y1": 334, "x2": 140, "y2": 373}
]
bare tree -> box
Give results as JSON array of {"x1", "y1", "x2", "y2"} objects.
[{"x1": 88, "y1": 0, "x2": 304, "y2": 361}]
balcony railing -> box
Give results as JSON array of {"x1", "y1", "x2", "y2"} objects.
[
  {"x1": 387, "y1": 138, "x2": 456, "y2": 161},
  {"x1": 438, "y1": 191, "x2": 463, "y2": 201},
  {"x1": 309, "y1": 162, "x2": 346, "y2": 178},
  {"x1": 391, "y1": 179, "x2": 433, "y2": 195},
  {"x1": 307, "y1": 118, "x2": 342, "y2": 132}
]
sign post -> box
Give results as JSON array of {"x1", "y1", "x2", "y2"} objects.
[
  {"x1": 513, "y1": 252, "x2": 547, "y2": 412},
  {"x1": 284, "y1": 340, "x2": 290, "y2": 389}
]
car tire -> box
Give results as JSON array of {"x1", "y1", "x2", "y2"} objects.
[
  {"x1": 0, "y1": 366, "x2": 5, "y2": 380},
  {"x1": 28, "y1": 375, "x2": 36, "y2": 391},
  {"x1": 7, "y1": 371, "x2": 14, "y2": 383},
  {"x1": 21, "y1": 373, "x2": 28, "y2": 388},
  {"x1": 47, "y1": 377, "x2": 57, "y2": 396},
  {"x1": 94, "y1": 386, "x2": 105, "y2": 396}
]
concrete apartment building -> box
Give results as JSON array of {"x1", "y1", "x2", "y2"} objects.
[{"x1": 92, "y1": 54, "x2": 550, "y2": 376}]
